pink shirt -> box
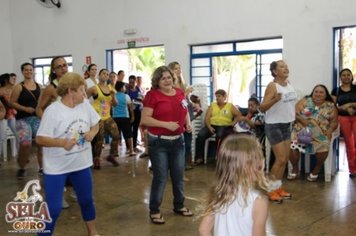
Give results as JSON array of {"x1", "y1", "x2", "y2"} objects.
[{"x1": 143, "y1": 88, "x2": 188, "y2": 135}]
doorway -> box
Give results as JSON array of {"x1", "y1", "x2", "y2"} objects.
[
  {"x1": 212, "y1": 54, "x2": 256, "y2": 108},
  {"x1": 107, "y1": 45, "x2": 165, "y2": 92}
]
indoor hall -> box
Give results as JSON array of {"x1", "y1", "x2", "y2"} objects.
[
  {"x1": 0, "y1": 142, "x2": 355, "y2": 235},
  {"x1": 2, "y1": 0, "x2": 356, "y2": 235}
]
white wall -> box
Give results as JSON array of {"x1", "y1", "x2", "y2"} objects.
[
  {"x1": 0, "y1": 0, "x2": 14, "y2": 73},
  {"x1": 3, "y1": 0, "x2": 356, "y2": 95}
]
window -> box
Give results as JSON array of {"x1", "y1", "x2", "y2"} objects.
[
  {"x1": 190, "y1": 38, "x2": 283, "y2": 107},
  {"x1": 333, "y1": 26, "x2": 356, "y2": 88},
  {"x1": 32, "y1": 56, "x2": 73, "y2": 86}
]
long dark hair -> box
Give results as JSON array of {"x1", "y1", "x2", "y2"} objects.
[
  {"x1": 308, "y1": 84, "x2": 334, "y2": 103},
  {"x1": 48, "y1": 56, "x2": 65, "y2": 82},
  {"x1": 0, "y1": 73, "x2": 10, "y2": 86},
  {"x1": 339, "y1": 68, "x2": 354, "y2": 82}
]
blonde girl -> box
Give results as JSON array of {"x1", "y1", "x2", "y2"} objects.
[{"x1": 199, "y1": 133, "x2": 269, "y2": 236}]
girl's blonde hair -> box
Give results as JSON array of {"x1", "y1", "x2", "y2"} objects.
[
  {"x1": 204, "y1": 133, "x2": 268, "y2": 215},
  {"x1": 168, "y1": 61, "x2": 186, "y2": 89}
]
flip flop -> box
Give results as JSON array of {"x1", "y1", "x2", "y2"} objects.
[
  {"x1": 140, "y1": 153, "x2": 149, "y2": 158},
  {"x1": 128, "y1": 152, "x2": 137, "y2": 156},
  {"x1": 287, "y1": 172, "x2": 299, "y2": 180},
  {"x1": 185, "y1": 166, "x2": 194, "y2": 171},
  {"x1": 194, "y1": 159, "x2": 204, "y2": 166},
  {"x1": 173, "y1": 207, "x2": 194, "y2": 217},
  {"x1": 149, "y1": 213, "x2": 165, "y2": 224}
]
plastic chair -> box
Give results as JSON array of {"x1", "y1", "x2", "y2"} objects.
[
  {"x1": 191, "y1": 117, "x2": 203, "y2": 163},
  {"x1": 191, "y1": 83, "x2": 208, "y2": 163},
  {"x1": 2, "y1": 125, "x2": 17, "y2": 161},
  {"x1": 203, "y1": 135, "x2": 216, "y2": 164},
  {"x1": 288, "y1": 126, "x2": 340, "y2": 182}
]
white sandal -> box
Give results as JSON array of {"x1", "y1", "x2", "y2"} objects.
[
  {"x1": 287, "y1": 173, "x2": 299, "y2": 180},
  {"x1": 307, "y1": 173, "x2": 318, "y2": 182}
]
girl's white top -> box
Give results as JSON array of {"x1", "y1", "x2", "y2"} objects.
[{"x1": 214, "y1": 189, "x2": 261, "y2": 236}]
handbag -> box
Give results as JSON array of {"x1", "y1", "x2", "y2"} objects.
[{"x1": 297, "y1": 127, "x2": 312, "y2": 144}]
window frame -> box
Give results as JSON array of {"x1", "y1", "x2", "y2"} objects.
[
  {"x1": 190, "y1": 37, "x2": 283, "y2": 104},
  {"x1": 32, "y1": 55, "x2": 73, "y2": 86}
]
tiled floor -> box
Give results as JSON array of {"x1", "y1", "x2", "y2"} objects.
[{"x1": 0, "y1": 142, "x2": 355, "y2": 235}]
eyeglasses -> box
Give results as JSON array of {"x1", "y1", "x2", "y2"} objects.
[{"x1": 54, "y1": 63, "x2": 68, "y2": 70}]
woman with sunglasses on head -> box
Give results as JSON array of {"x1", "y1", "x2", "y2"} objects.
[
  {"x1": 36, "y1": 57, "x2": 68, "y2": 118},
  {"x1": 35, "y1": 57, "x2": 72, "y2": 208}
]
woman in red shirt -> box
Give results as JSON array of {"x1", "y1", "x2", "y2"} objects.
[{"x1": 141, "y1": 66, "x2": 193, "y2": 224}]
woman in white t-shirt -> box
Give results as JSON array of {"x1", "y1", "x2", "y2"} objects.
[
  {"x1": 199, "y1": 133, "x2": 269, "y2": 236},
  {"x1": 36, "y1": 72, "x2": 100, "y2": 236}
]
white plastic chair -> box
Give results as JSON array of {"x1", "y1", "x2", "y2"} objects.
[
  {"x1": 191, "y1": 83, "x2": 208, "y2": 163},
  {"x1": 2, "y1": 125, "x2": 17, "y2": 161},
  {"x1": 203, "y1": 135, "x2": 216, "y2": 164},
  {"x1": 191, "y1": 117, "x2": 203, "y2": 163},
  {"x1": 288, "y1": 126, "x2": 340, "y2": 182}
]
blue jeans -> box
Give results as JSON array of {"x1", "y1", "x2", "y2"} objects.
[
  {"x1": 184, "y1": 131, "x2": 192, "y2": 166},
  {"x1": 148, "y1": 134, "x2": 185, "y2": 214}
]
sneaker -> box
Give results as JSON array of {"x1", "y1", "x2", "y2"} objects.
[
  {"x1": 62, "y1": 197, "x2": 70, "y2": 209},
  {"x1": 276, "y1": 187, "x2": 292, "y2": 199},
  {"x1": 16, "y1": 169, "x2": 26, "y2": 179},
  {"x1": 106, "y1": 155, "x2": 119, "y2": 166},
  {"x1": 349, "y1": 173, "x2": 356, "y2": 178},
  {"x1": 268, "y1": 190, "x2": 283, "y2": 204},
  {"x1": 38, "y1": 168, "x2": 44, "y2": 176},
  {"x1": 307, "y1": 173, "x2": 318, "y2": 182}
]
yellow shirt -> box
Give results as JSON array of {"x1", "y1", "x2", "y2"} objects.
[
  {"x1": 210, "y1": 102, "x2": 234, "y2": 126},
  {"x1": 93, "y1": 85, "x2": 112, "y2": 121},
  {"x1": 108, "y1": 84, "x2": 116, "y2": 93}
]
